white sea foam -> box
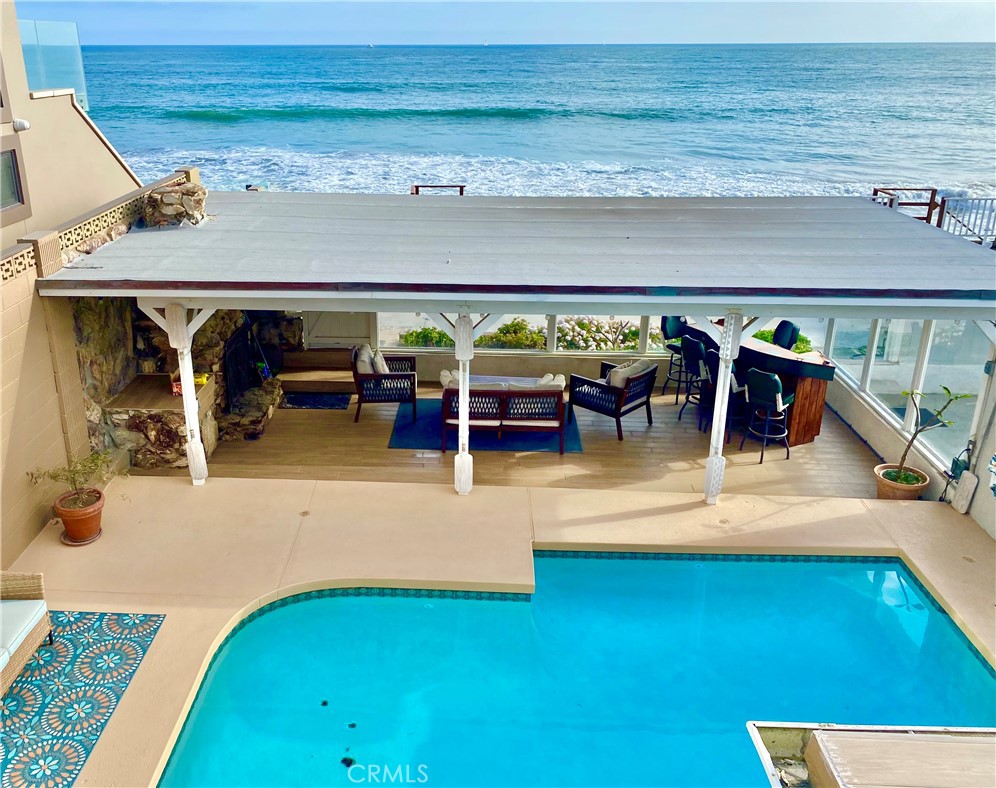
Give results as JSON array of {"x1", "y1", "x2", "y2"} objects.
[{"x1": 125, "y1": 148, "x2": 991, "y2": 199}]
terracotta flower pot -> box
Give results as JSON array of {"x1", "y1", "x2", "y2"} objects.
[
  {"x1": 54, "y1": 488, "x2": 105, "y2": 546},
  {"x1": 873, "y1": 463, "x2": 930, "y2": 501}
]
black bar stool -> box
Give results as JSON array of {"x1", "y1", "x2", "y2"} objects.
[
  {"x1": 772, "y1": 320, "x2": 801, "y2": 350},
  {"x1": 676, "y1": 337, "x2": 707, "y2": 423},
  {"x1": 698, "y1": 350, "x2": 747, "y2": 442},
  {"x1": 660, "y1": 317, "x2": 694, "y2": 404},
  {"x1": 739, "y1": 368, "x2": 794, "y2": 463}
]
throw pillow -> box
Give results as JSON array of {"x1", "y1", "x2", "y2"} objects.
[
  {"x1": 607, "y1": 360, "x2": 639, "y2": 389},
  {"x1": 372, "y1": 350, "x2": 390, "y2": 374}
]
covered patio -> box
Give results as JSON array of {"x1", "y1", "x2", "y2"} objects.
[{"x1": 34, "y1": 190, "x2": 996, "y2": 501}]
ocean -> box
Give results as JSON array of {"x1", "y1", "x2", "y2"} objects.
[{"x1": 82, "y1": 43, "x2": 995, "y2": 197}]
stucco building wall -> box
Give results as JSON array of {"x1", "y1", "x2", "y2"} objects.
[{"x1": 1, "y1": 0, "x2": 141, "y2": 566}]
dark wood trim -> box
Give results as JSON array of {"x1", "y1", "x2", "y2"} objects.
[{"x1": 34, "y1": 277, "x2": 996, "y2": 303}]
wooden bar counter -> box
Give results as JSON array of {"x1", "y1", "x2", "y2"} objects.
[{"x1": 683, "y1": 323, "x2": 836, "y2": 447}]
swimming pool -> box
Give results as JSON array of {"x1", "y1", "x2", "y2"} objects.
[{"x1": 160, "y1": 554, "x2": 996, "y2": 787}]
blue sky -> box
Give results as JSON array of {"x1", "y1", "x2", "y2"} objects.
[{"x1": 18, "y1": 1, "x2": 996, "y2": 45}]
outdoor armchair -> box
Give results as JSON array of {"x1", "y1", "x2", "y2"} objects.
[
  {"x1": 568, "y1": 360, "x2": 658, "y2": 441},
  {"x1": 350, "y1": 345, "x2": 418, "y2": 422}
]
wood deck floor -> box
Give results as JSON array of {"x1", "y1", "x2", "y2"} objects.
[{"x1": 139, "y1": 387, "x2": 881, "y2": 498}]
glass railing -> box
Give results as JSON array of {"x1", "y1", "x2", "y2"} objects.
[{"x1": 19, "y1": 19, "x2": 89, "y2": 111}]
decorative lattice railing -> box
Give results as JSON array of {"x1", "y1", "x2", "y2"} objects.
[
  {"x1": 1, "y1": 170, "x2": 192, "y2": 281},
  {"x1": 0, "y1": 243, "x2": 36, "y2": 282},
  {"x1": 55, "y1": 172, "x2": 189, "y2": 252}
]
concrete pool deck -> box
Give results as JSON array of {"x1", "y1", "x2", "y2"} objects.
[{"x1": 9, "y1": 475, "x2": 995, "y2": 787}]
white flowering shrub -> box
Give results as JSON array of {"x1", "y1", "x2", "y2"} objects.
[{"x1": 555, "y1": 316, "x2": 662, "y2": 352}]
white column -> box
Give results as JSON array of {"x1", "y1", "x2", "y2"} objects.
[
  {"x1": 453, "y1": 313, "x2": 474, "y2": 495},
  {"x1": 164, "y1": 304, "x2": 211, "y2": 485},
  {"x1": 638, "y1": 316, "x2": 651, "y2": 354},
  {"x1": 703, "y1": 311, "x2": 744, "y2": 505},
  {"x1": 546, "y1": 315, "x2": 558, "y2": 353}
]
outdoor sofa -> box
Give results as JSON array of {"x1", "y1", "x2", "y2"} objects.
[{"x1": 439, "y1": 372, "x2": 568, "y2": 454}]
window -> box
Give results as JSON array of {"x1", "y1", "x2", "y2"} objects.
[
  {"x1": 867, "y1": 319, "x2": 924, "y2": 422},
  {"x1": 1, "y1": 150, "x2": 23, "y2": 210},
  {"x1": 919, "y1": 321, "x2": 988, "y2": 462},
  {"x1": 829, "y1": 319, "x2": 873, "y2": 383},
  {"x1": 0, "y1": 137, "x2": 31, "y2": 226}
]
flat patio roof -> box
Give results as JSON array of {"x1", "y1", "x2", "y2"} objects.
[{"x1": 37, "y1": 192, "x2": 996, "y2": 318}]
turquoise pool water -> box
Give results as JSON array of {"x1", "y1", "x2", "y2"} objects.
[{"x1": 160, "y1": 555, "x2": 996, "y2": 787}]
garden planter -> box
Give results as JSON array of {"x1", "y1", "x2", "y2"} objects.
[
  {"x1": 873, "y1": 463, "x2": 930, "y2": 501},
  {"x1": 54, "y1": 488, "x2": 105, "y2": 546}
]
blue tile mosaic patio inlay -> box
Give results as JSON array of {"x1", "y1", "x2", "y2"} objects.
[{"x1": 1, "y1": 611, "x2": 164, "y2": 788}]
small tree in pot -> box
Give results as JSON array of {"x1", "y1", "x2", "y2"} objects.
[
  {"x1": 29, "y1": 451, "x2": 120, "y2": 545},
  {"x1": 874, "y1": 386, "x2": 973, "y2": 500}
]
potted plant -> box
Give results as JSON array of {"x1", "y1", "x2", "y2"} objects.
[
  {"x1": 874, "y1": 386, "x2": 973, "y2": 500},
  {"x1": 29, "y1": 451, "x2": 119, "y2": 545}
]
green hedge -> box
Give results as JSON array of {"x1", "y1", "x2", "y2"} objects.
[{"x1": 752, "y1": 328, "x2": 813, "y2": 354}]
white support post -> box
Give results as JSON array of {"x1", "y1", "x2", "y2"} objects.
[
  {"x1": 703, "y1": 311, "x2": 744, "y2": 505},
  {"x1": 546, "y1": 315, "x2": 558, "y2": 353},
  {"x1": 823, "y1": 318, "x2": 837, "y2": 356},
  {"x1": 638, "y1": 316, "x2": 651, "y2": 354},
  {"x1": 368, "y1": 312, "x2": 380, "y2": 348},
  {"x1": 139, "y1": 301, "x2": 216, "y2": 486},
  {"x1": 453, "y1": 313, "x2": 475, "y2": 495},
  {"x1": 859, "y1": 319, "x2": 881, "y2": 392},
  {"x1": 904, "y1": 320, "x2": 935, "y2": 432}
]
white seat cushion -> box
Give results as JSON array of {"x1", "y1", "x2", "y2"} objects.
[
  {"x1": 0, "y1": 599, "x2": 48, "y2": 656},
  {"x1": 445, "y1": 419, "x2": 502, "y2": 427},
  {"x1": 624, "y1": 395, "x2": 649, "y2": 409},
  {"x1": 506, "y1": 419, "x2": 562, "y2": 428}
]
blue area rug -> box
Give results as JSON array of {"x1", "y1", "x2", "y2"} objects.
[
  {"x1": 280, "y1": 393, "x2": 352, "y2": 410},
  {"x1": 388, "y1": 398, "x2": 582, "y2": 453},
  {"x1": 1, "y1": 611, "x2": 164, "y2": 787}
]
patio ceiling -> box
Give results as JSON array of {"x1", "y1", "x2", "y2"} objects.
[{"x1": 36, "y1": 192, "x2": 996, "y2": 319}]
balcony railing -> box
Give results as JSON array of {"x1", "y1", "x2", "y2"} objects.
[
  {"x1": 870, "y1": 187, "x2": 939, "y2": 223},
  {"x1": 19, "y1": 19, "x2": 89, "y2": 111},
  {"x1": 936, "y1": 197, "x2": 996, "y2": 247}
]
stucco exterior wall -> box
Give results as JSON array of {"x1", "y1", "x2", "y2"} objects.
[
  {"x1": 1, "y1": 0, "x2": 141, "y2": 566},
  {"x1": 1, "y1": 0, "x2": 140, "y2": 245},
  {"x1": 1, "y1": 265, "x2": 66, "y2": 566}
]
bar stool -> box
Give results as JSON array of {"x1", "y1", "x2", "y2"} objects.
[
  {"x1": 660, "y1": 317, "x2": 693, "y2": 403},
  {"x1": 772, "y1": 320, "x2": 801, "y2": 350},
  {"x1": 676, "y1": 337, "x2": 707, "y2": 423},
  {"x1": 739, "y1": 368, "x2": 794, "y2": 463},
  {"x1": 698, "y1": 350, "x2": 746, "y2": 442}
]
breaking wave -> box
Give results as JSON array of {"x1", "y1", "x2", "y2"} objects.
[{"x1": 120, "y1": 146, "x2": 993, "y2": 198}]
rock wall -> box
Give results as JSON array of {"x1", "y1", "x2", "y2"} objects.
[
  {"x1": 144, "y1": 182, "x2": 208, "y2": 227},
  {"x1": 105, "y1": 405, "x2": 219, "y2": 469},
  {"x1": 218, "y1": 378, "x2": 283, "y2": 441},
  {"x1": 72, "y1": 297, "x2": 137, "y2": 451}
]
